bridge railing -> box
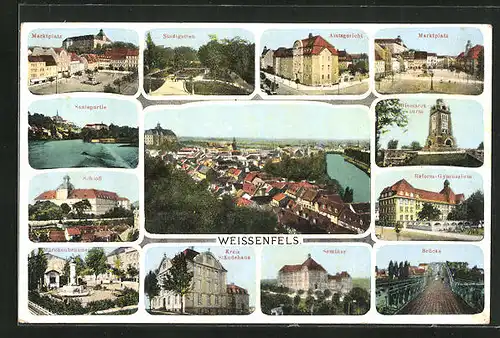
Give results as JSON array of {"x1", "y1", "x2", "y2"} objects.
[
  {"x1": 376, "y1": 276, "x2": 426, "y2": 315},
  {"x1": 445, "y1": 263, "x2": 484, "y2": 312}
]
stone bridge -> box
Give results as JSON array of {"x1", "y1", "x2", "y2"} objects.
[{"x1": 400, "y1": 220, "x2": 477, "y2": 232}]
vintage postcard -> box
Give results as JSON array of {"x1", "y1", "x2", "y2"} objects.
[
  {"x1": 374, "y1": 168, "x2": 484, "y2": 241},
  {"x1": 18, "y1": 23, "x2": 491, "y2": 325},
  {"x1": 375, "y1": 97, "x2": 484, "y2": 168},
  {"x1": 27, "y1": 246, "x2": 140, "y2": 315},
  {"x1": 144, "y1": 245, "x2": 255, "y2": 315},
  {"x1": 27, "y1": 97, "x2": 140, "y2": 169},
  {"x1": 375, "y1": 244, "x2": 484, "y2": 316},
  {"x1": 29, "y1": 171, "x2": 140, "y2": 243},
  {"x1": 259, "y1": 29, "x2": 369, "y2": 96},
  {"x1": 144, "y1": 102, "x2": 370, "y2": 236},
  {"x1": 260, "y1": 244, "x2": 371, "y2": 316},
  {"x1": 27, "y1": 28, "x2": 139, "y2": 95},
  {"x1": 374, "y1": 27, "x2": 484, "y2": 95},
  {"x1": 143, "y1": 28, "x2": 255, "y2": 97}
]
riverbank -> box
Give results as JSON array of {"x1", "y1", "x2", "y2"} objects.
[{"x1": 343, "y1": 155, "x2": 370, "y2": 176}]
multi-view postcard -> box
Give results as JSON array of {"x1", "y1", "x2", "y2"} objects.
[
  {"x1": 374, "y1": 27, "x2": 484, "y2": 95},
  {"x1": 27, "y1": 28, "x2": 139, "y2": 95},
  {"x1": 375, "y1": 97, "x2": 484, "y2": 167},
  {"x1": 143, "y1": 28, "x2": 255, "y2": 96},
  {"x1": 144, "y1": 102, "x2": 370, "y2": 235},
  {"x1": 28, "y1": 171, "x2": 140, "y2": 243},
  {"x1": 259, "y1": 29, "x2": 369, "y2": 96},
  {"x1": 261, "y1": 245, "x2": 371, "y2": 315},
  {"x1": 375, "y1": 244, "x2": 484, "y2": 315},
  {"x1": 28, "y1": 97, "x2": 139, "y2": 169},
  {"x1": 28, "y1": 247, "x2": 140, "y2": 315},
  {"x1": 144, "y1": 246, "x2": 255, "y2": 315},
  {"x1": 374, "y1": 168, "x2": 484, "y2": 241}
]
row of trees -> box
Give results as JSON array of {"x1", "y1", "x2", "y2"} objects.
[
  {"x1": 29, "y1": 199, "x2": 134, "y2": 221},
  {"x1": 447, "y1": 190, "x2": 484, "y2": 223},
  {"x1": 144, "y1": 33, "x2": 255, "y2": 86},
  {"x1": 377, "y1": 260, "x2": 413, "y2": 280},
  {"x1": 81, "y1": 124, "x2": 139, "y2": 144},
  {"x1": 145, "y1": 155, "x2": 280, "y2": 234},
  {"x1": 29, "y1": 248, "x2": 139, "y2": 292},
  {"x1": 446, "y1": 261, "x2": 484, "y2": 282},
  {"x1": 261, "y1": 287, "x2": 370, "y2": 315}
]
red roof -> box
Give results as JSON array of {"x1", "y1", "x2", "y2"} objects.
[
  {"x1": 70, "y1": 52, "x2": 80, "y2": 62},
  {"x1": 236, "y1": 197, "x2": 253, "y2": 207},
  {"x1": 227, "y1": 283, "x2": 248, "y2": 294},
  {"x1": 274, "y1": 47, "x2": 293, "y2": 57},
  {"x1": 300, "y1": 35, "x2": 338, "y2": 56},
  {"x1": 279, "y1": 256, "x2": 327, "y2": 273},
  {"x1": 35, "y1": 190, "x2": 57, "y2": 200},
  {"x1": 272, "y1": 192, "x2": 287, "y2": 202},
  {"x1": 242, "y1": 182, "x2": 257, "y2": 196},
  {"x1": 65, "y1": 227, "x2": 81, "y2": 236},
  {"x1": 466, "y1": 44, "x2": 483, "y2": 59},
  {"x1": 328, "y1": 271, "x2": 351, "y2": 280},
  {"x1": 228, "y1": 168, "x2": 242, "y2": 176},
  {"x1": 244, "y1": 172, "x2": 258, "y2": 183},
  {"x1": 81, "y1": 54, "x2": 99, "y2": 63},
  {"x1": 35, "y1": 188, "x2": 121, "y2": 201},
  {"x1": 381, "y1": 179, "x2": 463, "y2": 204},
  {"x1": 48, "y1": 230, "x2": 66, "y2": 242},
  {"x1": 271, "y1": 181, "x2": 288, "y2": 190}
]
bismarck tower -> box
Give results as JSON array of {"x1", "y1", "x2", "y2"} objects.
[{"x1": 424, "y1": 99, "x2": 457, "y2": 151}]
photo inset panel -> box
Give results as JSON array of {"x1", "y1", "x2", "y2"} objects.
[
  {"x1": 260, "y1": 29, "x2": 369, "y2": 96},
  {"x1": 28, "y1": 246, "x2": 140, "y2": 315},
  {"x1": 144, "y1": 246, "x2": 255, "y2": 315},
  {"x1": 374, "y1": 27, "x2": 484, "y2": 95},
  {"x1": 261, "y1": 244, "x2": 371, "y2": 315},
  {"x1": 375, "y1": 97, "x2": 484, "y2": 167},
  {"x1": 374, "y1": 168, "x2": 484, "y2": 241},
  {"x1": 375, "y1": 244, "x2": 484, "y2": 315},
  {"x1": 29, "y1": 171, "x2": 139, "y2": 243},
  {"x1": 27, "y1": 28, "x2": 139, "y2": 95},
  {"x1": 28, "y1": 98, "x2": 139, "y2": 169},
  {"x1": 144, "y1": 102, "x2": 370, "y2": 235},
  {"x1": 143, "y1": 28, "x2": 255, "y2": 96}
]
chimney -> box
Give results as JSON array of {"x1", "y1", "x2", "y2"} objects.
[{"x1": 308, "y1": 33, "x2": 313, "y2": 39}]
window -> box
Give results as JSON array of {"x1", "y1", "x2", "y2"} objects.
[
  {"x1": 400, "y1": 215, "x2": 403, "y2": 220},
  {"x1": 198, "y1": 294, "x2": 202, "y2": 305}
]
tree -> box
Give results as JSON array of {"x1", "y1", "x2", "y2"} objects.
[
  {"x1": 62, "y1": 254, "x2": 86, "y2": 283},
  {"x1": 343, "y1": 187, "x2": 354, "y2": 203},
  {"x1": 388, "y1": 260, "x2": 394, "y2": 279},
  {"x1": 28, "y1": 249, "x2": 48, "y2": 291},
  {"x1": 112, "y1": 256, "x2": 125, "y2": 282},
  {"x1": 297, "y1": 289, "x2": 305, "y2": 296},
  {"x1": 476, "y1": 48, "x2": 484, "y2": 79},
  {"x1": 417, "y1": 203, "x2": 442, "y2": 221},
  {"x1": 60, "y1": 203, "x2": 71, "y2": 215},
  {"x1": 410, "y1": 141, "x2": 423, "y2": 151},
  {"x1": 305, "y1": 296, "x2": 315, "y2": 315},
  {"x1": 29, "y1": 201, "x2": 64, "y2": 221},
  {"x1": 323, "y1": 289, "x2": 332, "y2": 299},
  {"x1": 477, "y1": 142, "x2": 484, "y2": 150},
  {"x1": 73, "y1": 199, "x2": 92, "y2": 218},
  {"x1": 127, "y1": 265, "x2": 139, "y2": 281},
  {"x1": 375, "y1": 99, "x2": 408, "y2": 155},
  {"x1": 387, "y1": 139, "x2": 399, "y2": 150},
  {"x1": 85, "y1": 248, "x2": 107, "y2": 280},
  {"x1": 162, "y1": 253, "x2": 193, "y2": 313},
  {"x1": 144, "y1": 270, "x2": 160, "y2": 311},
  {"x1": 293, "y1": 294, "x2": 301, "y2": 312}
]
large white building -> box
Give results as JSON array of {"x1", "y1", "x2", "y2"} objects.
[
  {"x1": 277, "y1": 254, "x2": 353, "y2": 294},
  {"x1": 151, "y1": 248, "x2": 250, "y2": 315},
  {"x1": 34, "y1": 175, "x2": 131, "y2": 216}
]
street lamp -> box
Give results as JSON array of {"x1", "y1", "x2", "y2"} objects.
[{"x1": 430, "y1": 70, "x2": 434, "y2": 91}]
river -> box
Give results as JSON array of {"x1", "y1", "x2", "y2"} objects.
[
  {"x1": 326, "y1": 153, "x2": 370, "y2": 203},
  {"x1": 29, "y1": 139, "x2": 139, "y2": 169}
]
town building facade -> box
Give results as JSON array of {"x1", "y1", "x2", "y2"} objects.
[
  {"x1": 151, "y1": 248, "x2": 250, "y2": 315},
  {"x1": 277, "y1": 254, "x2": 353, "y2": 294},
  {"x1": 145, "y1": 123, "x2": 177, "y2": 147},
  {"x1": 62, "y1": 29, "x2": 113, "y2": 52},
  {"x1": 424, "y1": 99, "x2": 457, "y2": 150},
  {"x1": 34, "y1": 175, "x2": 131, "y2": 216},
  {"x1": 378, "y1": 179, "x2": 465, "y2": 223}
]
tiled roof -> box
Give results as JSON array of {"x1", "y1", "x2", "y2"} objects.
[
  {"x1": 236, "y1": 197, "x2": 253, "y2": 207},
  {"x1": 182, "y1": 248, "x2": 200, "y2": 261},
  {"x1": 328, "y1": 271, "x2": 351, "y2": 280},
  {"x1": 300, "y1": 189, "x2": 319, "y2": 203},
  {"x1": 65, "y1": 227, "x2": 81, "y2": 236},
  {"x1": 466, "y1": 44, "x2": 483, "y2": 59},
  {"x1": 299, "y1": 35, "x2": 338, "y2": 56},
  {"x1": 227, "y1": 283, "x2": 248, "y2": 294},
  {"x1": 242, "y1": 182, "x2": 257, "y2": 196},
  {"x1": 272, "y1": 192, "x2": 287, "y2": 202},
  {"x1": 244, "y1": 172, "x2": 258, "y2": 183},
  {"x1": 28, "y1": 55, "x2": 57, "y2": 66},
  {"x1": 48, "y1": 230, "x2": 66, "y2": 242},
  {"x1": 382, "y1": 179, "x2": 463, "y2": 204},
  {"x1": 279, "y1": 256, "x2": 327, "y2": 273},
  {"x1": 273, "y1": 47, "x2": 293, "y2": 58}
]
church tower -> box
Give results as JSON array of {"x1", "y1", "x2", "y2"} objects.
[
  {"x1": 465, "y1": 40, "x2": 472, "y2": 54},
  {"x1": 424, "y1": 99, "x2": 457, "y2": 151},
  {"x1": 231, "y1": 137, "x2": 237, "y2": 151},
  {"x1": 56, "y1": 175, "x2": 75, "y2": 200}
]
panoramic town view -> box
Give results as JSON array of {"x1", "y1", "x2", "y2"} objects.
[
  {"x1": 376, "y1": 245, "x2": 484, "y2": 315},
  {"x1": 144, "y1": 103, "x2": 371, "y2": 234},
  {"x1": 28, "y1": 28, "x2": 139, "y2": 95},
  {"x1": 375, "y1": 168, "x2": 484, "y2": 241},
  {"x1": 374, "y1": 27, "x2": 484, "y2": 95},
  {"x1": 260, "y1": 29, "x2": 369, "y2": 95},
  {"x1": 260, "y1": 246, "x2": 370, "y2": 315},
  {"x1": 375, "y1": 98, "x2": 484, "y2": 167},
  {"x1": 144, "y1": 246, "x2": 255, "y2": 315},
  {"x1": 28, "y1": 98, "x2": 139, "y2": 169},
  {"x1": 144, "y1": 28, "x2": 255, "y2": 96},
  {"x1": 28, "y1": 171, "x2": 140, "y2": 243},
  {"x1": 28, "y1": 247, "x2": 140, "y2": 315}
]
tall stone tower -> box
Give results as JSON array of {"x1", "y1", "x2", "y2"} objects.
[
  {"x1": 424, "y1": 99, "x2": 457, "y2": 151},
  {"x1": 56, "y1": 175, "x2": 74, "y2": 200}
]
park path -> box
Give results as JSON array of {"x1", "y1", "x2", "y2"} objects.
[
  {"x1": 399, "y1": 279, "x2": 474, "y2": 314},
  {"x1": 151, "y1": 80, "x2": 188, "y2": 95}
]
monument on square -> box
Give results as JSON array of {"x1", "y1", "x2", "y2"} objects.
[{"x1": 57, "y1": 259, "x2": 90, "y2": 297}]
